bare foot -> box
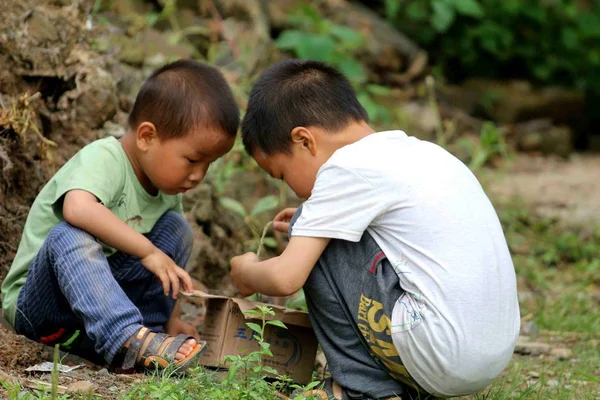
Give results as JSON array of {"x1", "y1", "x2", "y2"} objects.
[{"x1": 165, "y1": 301, "x2": 200, "y2": 340}]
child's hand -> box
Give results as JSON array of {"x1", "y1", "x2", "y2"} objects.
[
  {"x1": 230, "y1": 252, "x2": 259, "y2": 296},
  {"x1": 141, "y1": 248, "x2": 194, "y2": 298},
  {"x1": 273, "y1": 208, "x2": 297, "y2": 233}
]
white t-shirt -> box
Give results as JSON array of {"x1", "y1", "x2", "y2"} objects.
[{"x1": 292, "y1": 130, "x2": 520, "y2": 397}]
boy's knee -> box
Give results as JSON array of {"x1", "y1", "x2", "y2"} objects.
[
  {"x1": 159, "y1": 211, "x2": 194, "y2": 251},
  {"x1": 47, "y1": 221, "x2": 97, "y2": 247}
]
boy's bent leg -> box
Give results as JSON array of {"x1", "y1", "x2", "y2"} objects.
[
  {"x1": 15, "y1": 222, "x2": 143, "y2": 363},
  {"x1": 108, "y1": 211, "x2": 193, "y2": 330},
  {"x1": 291, "y1": 208, "x2": 422, "y2": 399}
]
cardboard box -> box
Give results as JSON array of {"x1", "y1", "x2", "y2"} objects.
[{"x1": 189, "y1": 291, "x2": 318, "y2": 384}]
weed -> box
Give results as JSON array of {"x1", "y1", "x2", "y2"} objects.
[
  {"x1": 219, "y1": 195, "x2": 280, "y2": 253},
  {"x1": 466, "y1": 121, "x2": 509, "y2": 171},
  {"x1": 0, "y1": 92, "x2": 56, "y2": 160},
  {"x1": 121, "y1": 305, "x2": 325, "y2": 400}
]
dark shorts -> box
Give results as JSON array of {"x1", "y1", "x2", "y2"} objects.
[{"x1": 291, "y1": 207, "x2": 429, "y2": 399}]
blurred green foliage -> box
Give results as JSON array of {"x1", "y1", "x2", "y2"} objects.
[
  {"x1": 383, "y1": 0, "x2": 600, "y2": 92},
  {"x1": 275, "y1": 4, "x2": 395, "y2": 124}
]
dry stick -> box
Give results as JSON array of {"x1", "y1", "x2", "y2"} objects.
[
  {"x1": 425, "y1": 76, "x2": 446, "y2": 148},
  {"x1": 51, "y1": 344, "x2": 59, "y2": 400},
  {"x1": 253, "y1": 221, "x2": 273, "y2": 303},
  {"x1": 0, "y1": 144, "x2": 13, "y2": 172},
  {"x1": 256, "y1": 221, "x2": 273, "y2": 260},
  {"x1": 24, "y1": 380, "x2": 68, "y2": 395},
  {"x1": 205, "y1": 0, "x2": 239, "y2": 59}
]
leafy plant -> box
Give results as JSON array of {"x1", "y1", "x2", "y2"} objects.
[
  {"x1": 275, "y1": 4, "x2": 393, "y2": 124},
  {"x1": 383, "y1": 0, "x2": 600, "y2": 93},
  {"x1": 219, "y1": 195, "x2": 280, "y2": 253},
  {"x1": 223, "y1": 305, "x2": 286, "y2": 395},
  {"x1": 284, "y1": 289, "x2": 308, "y2": 312},
  {"x1": 276, "y1": 5, "x2": 365, "y2": 82},
  {"x1": 465, "y1": 121, "x2": 508, "y2": 171}
]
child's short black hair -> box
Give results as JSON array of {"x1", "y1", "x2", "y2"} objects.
[
  {"x1": 241, "y1": 59, "x2": 368, "y2": 155},
  {"x1": 129, "y1": 59, "x2": 239, "y2": 139}
]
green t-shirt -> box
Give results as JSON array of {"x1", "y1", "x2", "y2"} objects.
[{"x1": 1, "y1": 137, "x2": 183, "y2": 326}]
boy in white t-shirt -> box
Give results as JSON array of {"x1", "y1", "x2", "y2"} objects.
[{"x1": 230, "y1": 59, "x2": 520, "y2": 399}]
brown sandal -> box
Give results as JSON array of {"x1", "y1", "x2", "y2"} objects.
[{"x1": 112, "y1": 327, "x2": 207, "y2": 374}]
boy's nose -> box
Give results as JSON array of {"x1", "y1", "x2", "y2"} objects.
[
  {"x1": 188, "y1": 172, "x2": 204, "y2": 184},
  {"x1": 188, "y1": 166, "x2": 207, "y2": 184}
]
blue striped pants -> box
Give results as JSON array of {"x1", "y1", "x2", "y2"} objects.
[{"x1": 14, "y1": 211, "x2": 193, "y2": 364}]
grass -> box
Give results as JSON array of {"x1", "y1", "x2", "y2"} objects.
[{"x1": 469, "y1": 338, "x2": 600, "y2": 400}]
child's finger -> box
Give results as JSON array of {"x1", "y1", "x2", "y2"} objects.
[
  {"x1": 168, "y1": 269, "x2": 180, "y2": 299},
  {"x1": 176, "y1": 267, "x2": 194, "y2": 294},
  {"x1": 158, "y1": 271, "x2": 170, "y2": 296},
  {"x1": 273, "y1": 221, "x2": 290, "y2": 233},
  {"x1": 274, "y1": 208, "x2": 296, "y2": 222}
]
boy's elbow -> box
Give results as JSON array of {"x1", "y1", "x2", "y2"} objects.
[
  {"x1": 270, "y1": 254, "x2": 310, "y2": 297},
  {"x1": 275, "y1": 277, "x2": 303, "y2": 297},
  {"x1": 62, "y1": 201, "x2": 79, "y2": 225},
  {"x1": 62, "y1": 194, "x2": 90, "y2": 226}
]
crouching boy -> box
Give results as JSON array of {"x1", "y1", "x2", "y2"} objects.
[
  {"x1": 2, "y1": 60, "x2": 239, "y2": 372},
  {"x1": 230, "y1": 60, "x2": 520, "y2": 399}
]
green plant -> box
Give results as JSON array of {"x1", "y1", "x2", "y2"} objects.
[
  {"x1": 122, "y1": 306, "x2": 325, "y2": 399},
  {"x1": 454, "y1": 121, "x2": 508, "y2": 171},
  {"x1": 383, "y1": 0, "x2": 600, "y2": 93},
  {"x1": 219, "y1": 195, "x2": 280, "y2": 253},
  {"x1": 468, "y1": 121, "x2": 508, "y2": 170},
  {"x1": 284, "y1": 289, "x2": 308, "y2": 312},
  {"x1": 276, "y1": 5, "x2": 365, "y2": 82},
  {"x1": 275, "y1": 4, "x2": 393, "y2": 124},
  {"x1": 222, "y1": 305, "x2": 287, "y2": 398},
  {"x1": 206, "y1": 139, "x2": 257, "y2": 196}
]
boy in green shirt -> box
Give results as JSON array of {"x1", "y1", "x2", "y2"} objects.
[{"x1": 1, "y1": 59, "x2": 240, "y2": 372}]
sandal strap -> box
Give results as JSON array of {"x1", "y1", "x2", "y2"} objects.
[
  {"x1": 162, "y1": 334, "x2": 194, "y2": 361},
  {"x1": 143, "y1": 332, "x2": 170, "y2": 358},
  {"x1": 139, "y1": 333, "x2": 195, "y2": 366},
  {"x1": 121, "y1": 327, "x2": 151, "y2": 371}
]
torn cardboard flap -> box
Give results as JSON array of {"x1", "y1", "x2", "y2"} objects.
[
  {"x1": 185, "y1": 290, "x2": 318, "y2": 384},
  {"x1": 230, "y1": 298, "x2": 312, "y2": 328},
  {"x1": 185, "y1": 290, "x2": 313, "y2": 328}
]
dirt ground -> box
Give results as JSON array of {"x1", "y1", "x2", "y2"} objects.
[
  {"x1": 483, "y1": 153, "x2": 600, "y2": 227},
  {"x1": 0, "y1": 322, "x2": 143, "y2": 398}
]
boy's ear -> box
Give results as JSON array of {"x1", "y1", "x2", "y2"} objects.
[
  {"x1": 136, "y1": 122, "x2": 158, "y2": 151},
  {"x1": 290, "y1": 126, "x2": 317, "y2": 156}
]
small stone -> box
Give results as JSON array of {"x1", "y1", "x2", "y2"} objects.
[
  {"x1": 514, "y1": 338, "x2": 551, "y2": 356},
  {"x1": 527, "y1": 370, "x2": 540, "y2": 378},
  {"x1": 546, "y1": 379, "x2": 559, "y2": 388},
  {"x1": 0, "y1": 370, "x2": 16, "y2": 385},
  {"x1": 109, "y1": 385, "x2": 118, "y2": 392},
  {"x1": 550, "y1": 347, "x2": 573, "y2": 360},
  {"x1": 67, "y1": 380, "x2": 94, "y2": 394},
  {"x1": 520, "y1": 320, "x2": 539, "y2": 339},
  {"x1": 102, "y1": 121, "x2": 126, "y2": 138},
  {"x1": 97, "y1": 368, "x2": 110, "y2": 376}
]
